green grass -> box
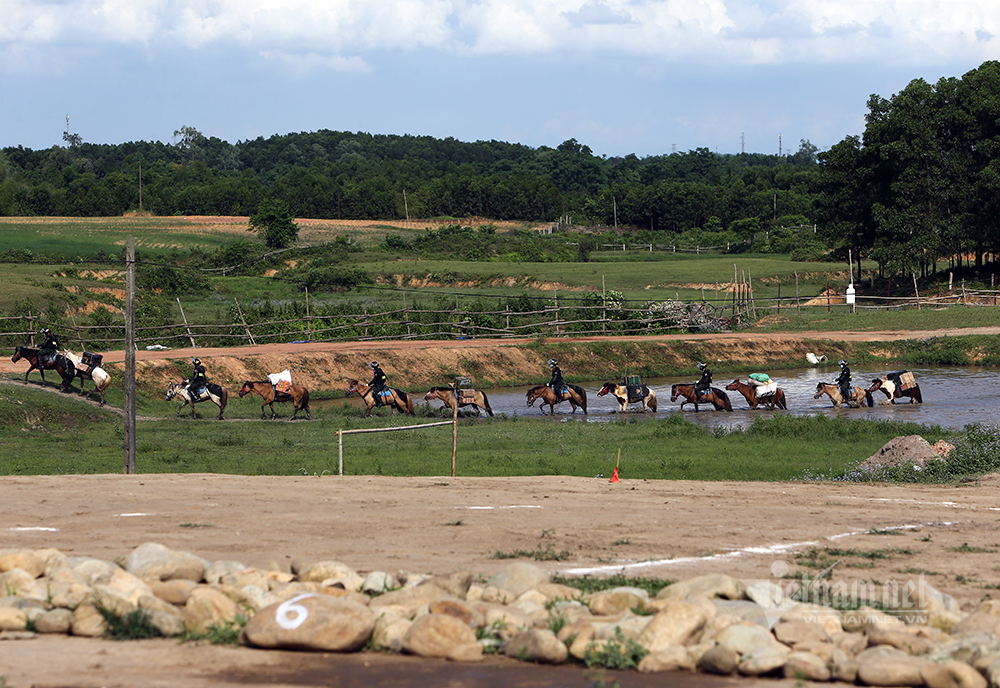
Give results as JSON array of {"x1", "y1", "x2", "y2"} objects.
[{"x1": 0, "y1": 385, "x2": 955, "y2": 481}]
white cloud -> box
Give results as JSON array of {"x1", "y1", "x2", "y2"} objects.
[{"x1": 0, "y1": 0, "x2": 998, "y2": 68}]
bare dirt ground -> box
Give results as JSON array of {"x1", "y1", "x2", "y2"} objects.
[{"x1": 4, "y1": 330, "x2": 1000, "y2": 688}]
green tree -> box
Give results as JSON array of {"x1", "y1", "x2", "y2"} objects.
[{"x1": 248, "y1": 199, "x2": 299, "y2": 249}]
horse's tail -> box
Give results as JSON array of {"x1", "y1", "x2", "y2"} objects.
[
  {"x1": 648, "y1": 392, "x2": 657, "y2": 412},
  {"x1": 480, "y1": 390, "x2": 494, "y2": 417},
  {"x1": 570, "y1": 384, "x2": 587, "y2": 413},
  {"x1": 913, "y1": 384, "x2": 923, "y2": 403},
  {"x1": 393, "y1": 388, "x2": 415, "y2": 416},
  {"x1": 864, "y1": 390, "x2": 873, "y2": 408},
  {"x1": 776, "y1": 389, "x2": 787, "y2": 410},
  {"x1": 714, "y1": 388, "x2": 733, "y2": 412},
  {"x1": 299, "y1": 386, "x2": 310, "y2": 408}
]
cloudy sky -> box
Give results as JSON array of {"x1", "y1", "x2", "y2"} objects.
[{"x1": 2, "y1": 0, "x2": 999, "y2": 158}]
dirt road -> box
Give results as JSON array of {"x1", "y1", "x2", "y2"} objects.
[{"x1": 3, "y1": 473, "x2": 1000, "y2": 687}]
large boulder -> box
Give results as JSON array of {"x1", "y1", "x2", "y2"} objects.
[{"x1": 242, "y1": 593, "x2": 374, "y2": 652}]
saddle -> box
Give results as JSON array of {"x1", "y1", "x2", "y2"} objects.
[
  {"x1": 626, "y1": 385, "x2": 648, "y2": 403},
  {"x1": 374, "y1": 388, "x2": 393, "y2": 405}
]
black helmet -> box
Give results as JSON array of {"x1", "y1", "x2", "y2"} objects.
[
  {"x1": 839, "y1": 359, "x2": 847, "y2": 367},
  {"x1": 697, "y1": 362, "x2": 706, "y2": 370},
  {"x1": 548, "y1": 359, "x2": 557, "y2": 368},
  {"x1": 192, "y1": 358, "x2": 201, "y2": 365},
  {"x1": 370, "y1": 361, "x2": 379, "y2": 370},
  {"x1": 41, "y1": 327, "x2": 51, "y2": 335}
]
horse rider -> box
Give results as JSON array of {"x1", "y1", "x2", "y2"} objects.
[
  {"x1": 187, "y1": 358, "x2": 208, "y2": 398},
  {"x1": 369, "y1": 361, "x2": 389, "y2": 406},
  {"x1": 695, "y1": 362, "x2": 713, "y2": 401},
  {"x1": 837, "y1": 359, "x2": 852, "y2": 400},
  {"x1": 548, "y1": 359, "x2": 566, "y2": 398},
  {"x1": 38, "y1": 327, "x2": 60, "y2": 366}
]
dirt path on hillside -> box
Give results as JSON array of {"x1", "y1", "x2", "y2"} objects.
[{"x1": 3, "y1": 473, "x2": 1000, "y2": 687}]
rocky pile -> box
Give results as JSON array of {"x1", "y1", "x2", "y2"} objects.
[{"x1": 3, "y1": 543, "x2": 1000, "y2": 686}]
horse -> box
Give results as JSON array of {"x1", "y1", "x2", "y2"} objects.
[
  {"x1": 62, "y1": 350, "x2": 111, "y2": 407},
  {"x1": 597, "y1": 381, "x2": 657, "y2": 413},
  {"x1": 868, "y1": 376, "x2": 923, "y2": 405},
  {"x1": 424, "y1": 386, "x2": 494, "y2": 417},
  {"x1": 814, "y1": 381, "x2": 872, "y2": 408},
  {"x1": 238, "y1": 380, "x2": 312, "y2": 420},
  {"x1": 11, "y1": 346, "x2": 76, "y2": 392},
  {"x1": 345, "y1": 379, "x2": 415, "y2": 417},
  {"x1": 166, "y1": 381, "x2": 228, "y2": 420},
  {"x1": 669, "y1": 383, "x2": 733, "y2": 412},
  {"x1": 725, "y1": 379, "x2": 787, "y2": 410},
  {"x1": 525, "y1": 384, "x2": 588, "y2": 415}
]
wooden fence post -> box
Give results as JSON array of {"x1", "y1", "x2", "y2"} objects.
[{"x1": 176, "y1": 298, "x2": 197, "y2": 348}]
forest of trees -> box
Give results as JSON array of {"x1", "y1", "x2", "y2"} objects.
[{"x1": 3, "y1": 61, "x2": 1000, "y2": 279}]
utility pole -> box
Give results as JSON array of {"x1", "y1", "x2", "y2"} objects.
[{"x1": 124, "y1": 237, "x2": 136, "y2": 474}]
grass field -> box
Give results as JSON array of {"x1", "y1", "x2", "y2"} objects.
[{"x1": 0, "y1": 384, "x2": 954, "y2": 480}]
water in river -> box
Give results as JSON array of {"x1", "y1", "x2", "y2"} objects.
[{"x1": 381, "y1": 366, "x2": 999, "y2": 431}]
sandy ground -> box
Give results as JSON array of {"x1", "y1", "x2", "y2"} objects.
[
  {"x1": 4, "y1": 331, "x2": 1000, "y2": 687},
  {"x1": 3, "y1": 473, "x2": 1000, "y2": 687}
]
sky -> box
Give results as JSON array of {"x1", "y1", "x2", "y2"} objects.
[{"x1": 2, "y1": 0, "x2": 1000, "y2": 158}]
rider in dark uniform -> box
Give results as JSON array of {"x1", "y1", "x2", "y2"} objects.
[
  {"x1": 548, "y1": 359, "x2": 565, "y2": 397},
  {"x1": 369, "y1": 361, "x2": 389, "y2": 406},
  {"x1": 187, "y1": 358, "x2": 208, "y2": 398},
  {"x1": 837, "y1": 360, "x2": 852, "y2": 400},
  {"x1": 695, "y1": 362, "x2": 712, "y2": 401},
  {"x1": 38, "y1": 327, "x2": 60, "y2": 366}
]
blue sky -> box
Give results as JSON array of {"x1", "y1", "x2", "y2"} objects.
[{"x1": 2, "y1": 0, "x2": 999, "y2": 158}]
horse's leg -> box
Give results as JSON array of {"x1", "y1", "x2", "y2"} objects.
[{"x1": 260, "y1": 402, "x2": 268, "y2": 420}]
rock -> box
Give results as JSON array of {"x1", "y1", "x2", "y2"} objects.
[
  {"x1": 0, "y1": 607, "x2": 27, "y2": 631},
  {"x1": 123, "y1": 543, "x2": 207, "y2": 582},
  {"x1": 0, "y1": 550, "x2": 46, "y2": 578},
  {"x1": 0, "y1": 569, "x2": 35, "y2": 596},
  {"x1": 716, "y1": 623, "x2": 777, "y2": 655},
  {"x1": 482, "y1": 605, "x2": 532, "y2": 639},
  {"x1": 152, "y1": 579, "x2": 198, "y2": 605},
  {"x1": 70, "y1": 602, "x2": 106, "y2": 637},
  {"x1": 71, "y1": 558, "x2": 118, "y2": 587},
  {"x1": 773, "y1": 619, "x2": 831, "y2": 645},
  {"x1": 370, "y1": 613, "x2": 412, "y2": 652},
  {"x1": 203, "y1": 560, "x2": 246, "y2": 585},
  {"x1": 738, "y1": 645, "x2": 790, "y2": 675},
  {"x1": 920, "y1": 660, "x2": 988, "y2": 688},
  {"x1": 638, "y1": 646, "x2": 695, "y2": 673},
  {"x1": 783, "y1": 650, "x2": 832, "y2": 681},
  {"x1": 402, "y1": 613, "x2": 478, "y2": 658},
  {"x1": 34, "y1": 608, "x2": 73, "y2": 634},
  {"x1": 369, "y1": 584, "x2": 451, "y2": 616},
  {"x1": 656, "y1": 574, "x2": 744, "y2": 602},
  {"x1": 422, "y1": 572, "x2": 472, "y2": 600},
  {"x1": 504, "y1": 628, "x2": 568, "y2": 664},
  {"x1": 147, "y1": 609, "x2": 186, "y2": 637},
  {"x1": 535, "y1": 583, "x2": 584, "y2": 603},
  {"x1": 183, "y1": 586, "x2": 242, "y2": 634},
  {"x1": 637, "y1": 600, "x2": 709, "y2": 653},
  {"x1": 952, "y1": 601, "x2": 1000, "y2": 637},
  {"x1": 858, "y1": 435, "x2": 939, "y2": 474},
  {"x1": 242, "y1": 594, "x2": 374, "y2": 651},
  {"x1": 428, "y1": 599, "x2": 482, "y2": 628},
  {"x1": 857, "y1": 646, "x2": 932, "y2": 686},
  {"x1": 698, "y1": 644, "x2": 739, "y2": 675},
  {"x1": 296, "y1": 561, "x2": 357, "y2": 584},
  {"x1": 842, "y1": 606, "x2": 904, "y2": 633},
  {"x1": 363, "y1": 571, "x2": 398, "y2": 595},
  {"x1": 868, "y1": 628, "x2": 933, "y2": 655},
  {"x1": 586, "y1": 588, "x2": 649, "y2": 616},
  {"x1": 486, "y1": 563, "x2": 549, "y2": 598},
  {"x1": 711, "y1": 599, "x2": 768, "y2": 628},
  {"x1": 833, "y1": 659, "x2": 860, "y2": 682},
  {"x1": 106, "y1": 567, "x2": 154, "y2": 605}
]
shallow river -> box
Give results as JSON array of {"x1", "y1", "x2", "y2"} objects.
[{"x1": 367, "y1": 365, "x2": 1000, "y2": 431}]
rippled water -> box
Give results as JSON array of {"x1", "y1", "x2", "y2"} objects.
[{"x1": 392, "y1": 366, "x2": 1000, "y2": 431}]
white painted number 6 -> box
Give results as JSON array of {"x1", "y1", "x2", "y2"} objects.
[{"x1": 275, "y1": 593, "x2": 317, "y2": 630}]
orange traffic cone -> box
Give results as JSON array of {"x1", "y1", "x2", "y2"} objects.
[{"x1": 609, "y1": 466, "x2": 620, "y2": 483}]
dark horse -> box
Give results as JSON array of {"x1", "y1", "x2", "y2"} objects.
[
  {"x1": 526, "y1": 384, "x2": 588, "y2": 415},
  {"x1": 238, "y1": 380, "x2": 312, "y2": 420},
  {"x1": 346, "y1": 379, "x2": 415, "y2": 417},
  {"x1": 868, "y1": 375, "x2": 923, "y2": 405},
  {"x1": 725, "y1": 379, "x2": 787, "y2": 410},
  {"x1": 11, "y1": 346, "x2": 76, "y2": 392},
  {"x1": 669, "y1": 383, "x2": 733, "y2": 412},
  {"x1": 424, "y1": 386, "x2": 494, "y2": 417}
]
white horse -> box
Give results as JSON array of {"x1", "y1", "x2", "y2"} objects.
[
  {"x1": 62, "y1": 350, "x2": 112, "y2": 407},
  {"x1": 166, "y1": 381, "x2": 228, "y2": 420}
]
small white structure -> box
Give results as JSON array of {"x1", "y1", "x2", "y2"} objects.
[{"x1": 806, "y1": 353, "x2": 828, "y2": 365}]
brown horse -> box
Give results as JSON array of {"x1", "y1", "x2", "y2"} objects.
[
  {"x1": 725, "y1": 379, "x2": 787, "y2": 410},
  {"x1": 597, "y1": 381, "x2": 657, "y2": 413},
  {"x1": 239, "y1": 380, "x2": 312, "y2": 420},
  {"x1": 814, "y1": 382, "x2": 872, "y2": 408},
  {"x1": 424, "y1": 386, "x2": 494, "y2": 417},
  {"x1": 868, "y1": 376, "x2": 923, "y2": 405},
  {"x1": 526, "y1": 384, "x2": 588, "y2": 415},
  {"x1": 669, "y1": 383, "x2": 733, "y2": 412},
  {"x1": 11, "y1": 346, "x2": 76, "y2": 392},
  {"x1": 346, "y1": 379, "x2": 415, "y2": 417}
]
